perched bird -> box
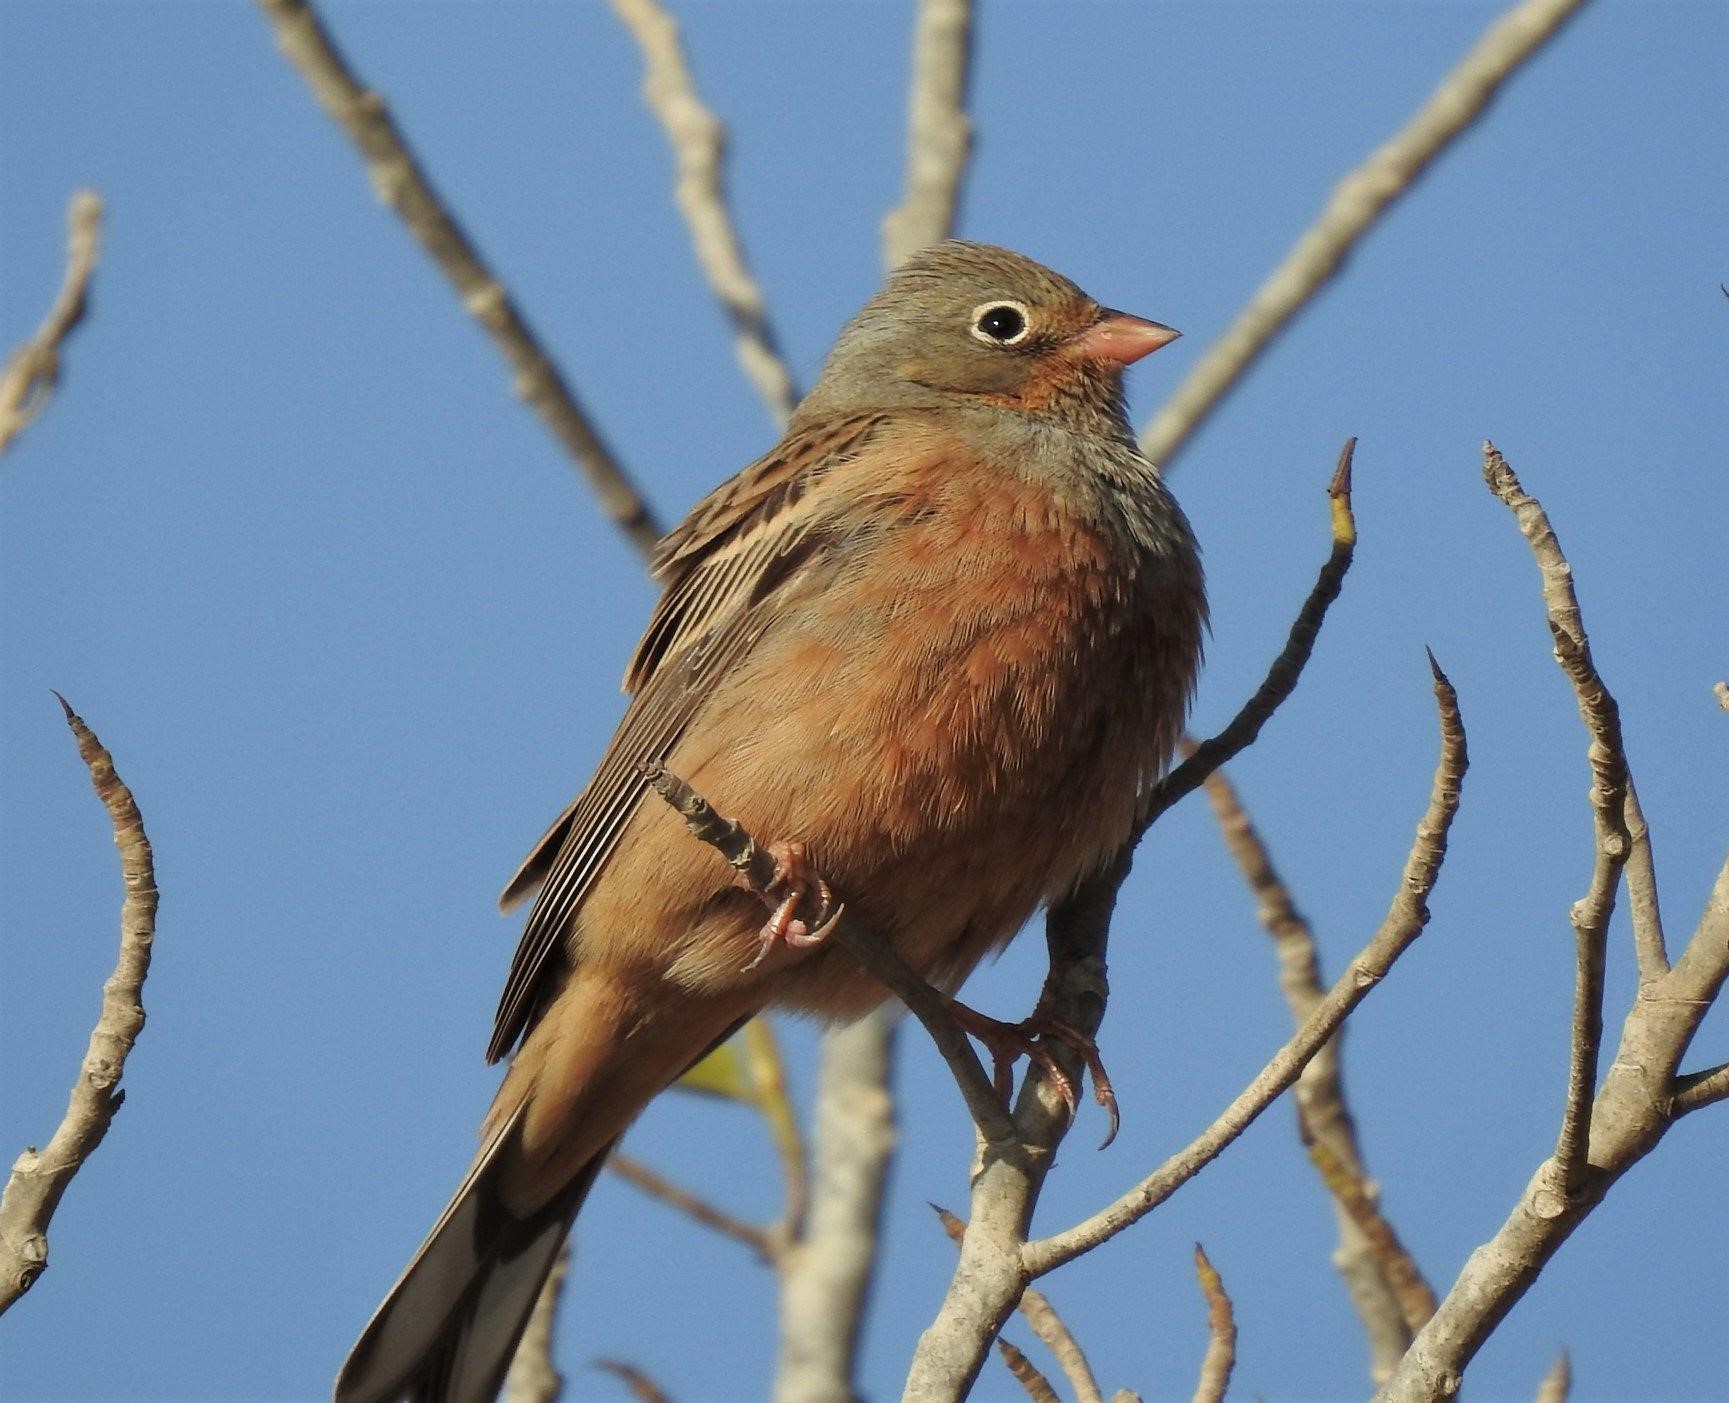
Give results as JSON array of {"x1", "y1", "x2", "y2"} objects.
[{"x1": 336, "y1": 241, "x2": 1204, "y2": 1402}]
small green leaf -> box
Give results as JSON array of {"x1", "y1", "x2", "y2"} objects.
[{"x1": 674, "y1": 1039, "x2": 752, "y2": 1101}]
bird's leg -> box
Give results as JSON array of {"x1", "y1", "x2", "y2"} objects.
[
  {"x1": 741, "y1": 840, "x2": 837, "y2": 971},
  {"x1": 946, "y1": 997, "x2": 1121, "y2": 1148}
]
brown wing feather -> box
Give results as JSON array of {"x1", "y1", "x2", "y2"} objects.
[{"x1": 486, "y1": 413, "x2": 885, "y2": 1063}]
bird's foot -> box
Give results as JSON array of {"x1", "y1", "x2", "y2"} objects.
[
  {"x1": 742, "y1": 840, "x2": 838, "y2": 971},
  {"x1": 946, "y1": 998, "x2": 1121, "y2": 1148}
]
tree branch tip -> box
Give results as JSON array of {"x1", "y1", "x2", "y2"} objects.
[
  {"x1": 51, "y1": 689, "x2": 75, "y2": 720},
  {"x1": 1328, "y1": 439, "x2": 1357, "y2": 547},
  {"x1": 1329, "y1": 436, "x2": 1356, "y2": 498},
  {"x1": 930, "y1": 1202, "x2": 965, "y2": 1242},
  {"x1": 1713, "y1": 680, "x2": 1728, "y2": 714}
]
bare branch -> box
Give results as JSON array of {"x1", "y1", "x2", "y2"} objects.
[
  {"x1": 253, "y1": 0, "x2": 662, "y2": 556},
  {"x1": 775, "y1": 1009, "x2": 896, "y2": 1403},
  {"x1": 1023, "y1": 656, "x2": 1466, "y2": 1279},
  {"x1": 610, "y1": 0, "x2": 800, "y2": 425},
  {"x1": 608, "y1": 1153, "x2": 777, "y2": 1263},
  {"x1": 594, "y1": 1358, "x2": 673, "y2": 1403},
  {"x1": 0, "y1": 698, "x2": 158, "y2": 1314},
  {"x1": 996, "y1": 1337, "x2": 1062, "y2": 1403},
  {"x1": 0, "y1": 191, "x2": 103, "y2": 458},
  {"x1": 1189, "y1": 1245, "x2": 1236, "y2": 1403},
  {"x1": 505, "y1": 1241, "x2": 569, "y2": 1403},
  {"x1": 1671, "y1": 1060, "x2": 1729, "y2": 1117},
  {"x1": 934, "y1": 1206, "x2": 1104, "y2": 1403},
  {"x1": 1300, "y1": 1120, "x2": 1437, "y2": 1332},
  {"x1": 641, "y1": 763, "x2": 1014, "y2": 1148},
  {"x1": 1202, "y1": 762, "x2": 1419, "y2": 1377},
  {"x1": 881, "y1": 0, "x2": 974, "y2": 269},
  {"x1": 1534, "y1": 1350, "x2": 1571, "y2": 1403},
  {"x1": 1483, "y1": 443, "x2": 1636, "y2": 1194},
  {"x1": 1141, "y1": 0, "x2": 1591, "y2": 468},
  {"x1": 1140, "y1": 440, "x2": 1356, "y2": 835},
  {"x1": 1378, "y1": 468, "x2": 1729, "y2": 1398}
]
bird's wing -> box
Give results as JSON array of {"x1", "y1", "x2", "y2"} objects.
[{"x1": 486, "y1": 411, "x2": 887, "y2": 1063}]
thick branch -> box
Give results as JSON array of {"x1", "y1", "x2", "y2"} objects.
[
  {"x1": 611, "y1": 0, "x2": 800, "y2": 425},
  {"x1": 1023, "y1": 657, "x2": 1465, "y2": 1279},
  {"x1": 0, "y1": 191, "x2": 103, "y2": 458},
  {"x1": 0, "y1": 699, "x2": 158, "y2": 1314},
  {"x1": 254, "y1": 0, "x2": 661, "y2": 555},
  {"x1": 934, "y1": 1207, "x2": 1103, "y2": 1403},
  {"x1": 881, "y1": 0, "x2": 974, "y2": 269},
  {"x1": 1140, "y1": 0, "x2": 1590, "y2": 468},
  {"x1": 1189, "y1": 1245, "x2": 1236, "y2": 1403}
]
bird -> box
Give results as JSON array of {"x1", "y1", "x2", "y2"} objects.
[{"x1": 335, "y1": 240, "x2": 1205, "y2": 1402}]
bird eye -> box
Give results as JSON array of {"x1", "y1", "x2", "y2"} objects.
[{"x1": 970, "y1": 300, "x2": 1031, "y2": 346}]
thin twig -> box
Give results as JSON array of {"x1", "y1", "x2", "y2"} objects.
[
  {"x1": 254, "y1": 0, "x2": 661, "y2": 555},
  {"x1": 504, "y1": 1240, "x2": 569, "y2": 1403},
  {"x1": 1140, "y1": 439, "x2": 1357, "y2": 835},
  {"x1": 996, "y1": 1338, "x2": 1062, "y2": 1403},
  {"x1": 934, "y1": 1206, "x2": 1104, "y2": 1403},
  {"x1": 1023, "y1": 656, "x2": 1466, "y2": 1278},
  {"x1": 1534, "y1": 1350, "x2": 1572, "y2": 1403},
  {"x1": 881, "y1": 0, "x2": 974, "y2": 269},
  {"x1": 594, "y1": 1358, "x2": 673, "y2": 1403},
  {"x1": 1301, "y1": 1121, "x2": 1437, "y2": 1331},
  {"x1": 0, "y1": 191, "x2": 103, "y2": 458},
  {"x1": 640, "y1": 763, "x2": 1015, "y2": 1149},
  {"x1": 608, "y1": 1153, "x2": 777, "y2": 1263},
  {"x1": 610, "y1": 0, "x2": 800, "y2": 425},
  {"x1": 1484, "y1": 443, "x2": 1632, "y2": 1195},
  {"x1": 1141, "y1": 0, "x2": 1591, "y2": 469},
  {"x1": 1202, "y1": 762, "x2": 1422, "y2": 1378},
  {"x1": 1189, "y1": 1245, "x2": 1237, "y2": 1403},
  {"x1": 0, "y1": 698, "x2": 158, "y2": 1314}
]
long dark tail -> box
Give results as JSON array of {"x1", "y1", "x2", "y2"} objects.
[{"x1": 334, "y1": 1107, "x2": 606, "y2": 1403}]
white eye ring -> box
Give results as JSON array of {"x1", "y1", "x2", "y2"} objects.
[{"x1": 969, "y1": 299, "x2": 1032, "y2": 347}]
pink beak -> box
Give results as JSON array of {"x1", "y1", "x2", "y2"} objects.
[{"x1": 1071, "y1": 309, "x2": 1181, "y2": 367}]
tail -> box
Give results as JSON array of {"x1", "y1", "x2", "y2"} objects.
[{"x1": 334, "y1": 1105, "x2": 607, "y2": 1403}]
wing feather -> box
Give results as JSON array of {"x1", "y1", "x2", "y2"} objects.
[{"x1": 486, "y1": 413, "x2": 886, "y2": 1063}]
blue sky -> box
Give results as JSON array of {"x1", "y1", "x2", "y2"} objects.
[{"x1": 3, "y1": 2, "x2": 1726, "y2": 1399}]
